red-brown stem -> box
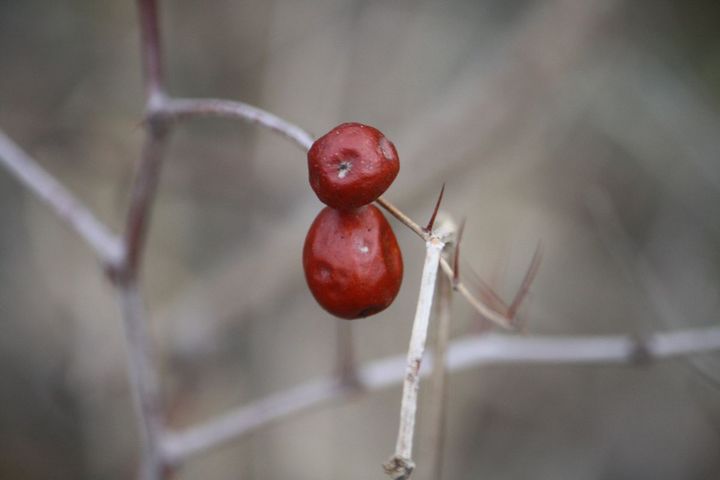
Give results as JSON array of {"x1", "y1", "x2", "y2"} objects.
[
  {"x1": 376, "y1": 196, "x2": 428, "y2": 241},
  {"x1": 122, "y1": 122, "x2": 170, "y2": 281},
  {"x1": 137, "y1": 0, "x2": 165, "y2": 104},
  {"x1": 452, "y1": 218, "x2": 466, "y2": 288},
  {"x1": 424, "y1": 183, "x2": 445, "y2": 233},
  {"x1": 118, "y1": 283, "x2": 167, "y2": 480},
  {"x1": 507, "y1": 242, "x2": 543, "y2": 321}
]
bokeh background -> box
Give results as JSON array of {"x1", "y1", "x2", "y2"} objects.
[{"x1": 1, "y1": 0, "x2": 720, "y2": 479}]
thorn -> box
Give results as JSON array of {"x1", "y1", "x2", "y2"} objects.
[
  {"x1": 452, "y1": 218, "x2": 466, "y2": 289},
  {"x1": 424, "y1": 183, "x2": 445, "y2": 232},
  {"x1": 508, "y1": 241, "x2": 543, "y2": 321}
]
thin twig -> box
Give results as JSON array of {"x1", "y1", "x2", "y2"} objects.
[
  {"x1": 161, "y1": 377, "x2": 354, "y2": 465},
  {"x1": 507, "y1": 243, "x2": 543, "y2": 321},
  {"x1": 117, "y1": 3, "x2": 172, "y2": 480},
  {"x1": 160, "y1": 324, "x2": 720, "y2": 463},
  {"x1": 439, "y1": 257, "x2": 514, "y2": 330},
  {"x1": 137, "y1": 0, "x2": 166, "y2": 104},
  {"x1": 376, "y1": 196, "x2": 428, "y2": 240},
  {"x1": 0, "y1": 129, "x2": 123, "y2": 266},
  {"x1": 384, "y1": 238, "x2": 444, "y2": 480},
  {"x1": 424, "y1": 183, "x2": 445, "y2": 233},
  {"x1": 118, "y1": 282, "x2": 167, "y2": 480},
  {"x1": 121, "y1": 123, "x2": 170, "y2": 280},
  {"x1": 155, "y1": 97, "x2": 314, "y2": 151},
  {"x1": 451, "y1": 218, "x2": 465, "y2": 288},
  {"x1": 424, "y1": 270, "x2": 452, "y2": 480}
]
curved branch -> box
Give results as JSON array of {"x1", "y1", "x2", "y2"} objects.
[{"x1": 155, "y1": 97, "x2": 314, "y2": 151}]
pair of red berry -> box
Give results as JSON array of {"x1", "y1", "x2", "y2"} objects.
[{"x1": 303, "y1": 123, "x2": 403, "y2": 319}]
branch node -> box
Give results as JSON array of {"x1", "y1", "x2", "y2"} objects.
[{"x1": 383, "y1": 455, "x2": 415, "y2": 480}]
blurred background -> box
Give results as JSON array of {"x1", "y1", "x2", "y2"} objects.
[{"x1": 1, "y1": 0, "x2": 720, "y2": 478}]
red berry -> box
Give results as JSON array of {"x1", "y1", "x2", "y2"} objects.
[
  {"x1": 308, "y1": 122, "x2": 400, "y2": 210},
  {"x1": 303, "y1": 205, "x2": 403, "y2": 319}
]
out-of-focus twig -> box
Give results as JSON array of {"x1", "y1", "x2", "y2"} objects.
[
  {"x1": 0, "y1": 129, "x2": 123, "y2": 266},
  {"x1": 160, "y1": 324, "x2": 720, "y2": 464},
  {"x1": 118, "y1": 282, "x2": 167, "y2": 480},
  {"x1": 137, "y1": 0, "x2": 165, "y2": 105},
  {"x1": 424, "y1": 269, "x2": 452, "y2": 480},
  {"x1": 121, "y1": 123, "x2": 170, "y2": 281},
  {"x1": 439, "y1": 257, "x2": 513, "y2": 330},
  {"x1": 112, "y1": 3, "x2": 173, "y2": 479},
  {"x1": 154, "y1": 97, "x2": 314, "y2": 151}
]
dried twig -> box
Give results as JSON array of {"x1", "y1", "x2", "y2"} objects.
[
  {"x1": 154, "y1": 97, "x2": 314, "y2": 151},
  {"x1": 121, "y1": 123, "x2": 170, "y2": 281},
  {"x1": 376, "y1": 196, "x2": 429, "y2": 241},
  {"x1": 136, "y1": 0, "x2": 165, "y2": 104},
  {"x1": 424, "y1": 269, "x2": 453, "y2": 480},
  {"x1": 0, "y1": 129, "x2": 123, "y2": 266},
  {"x1": 384, "y1": 238, "x2": 444, "y2": 480},
  {"x1": 507, "y1": 243, "x2": 543, "y2": 322},
  {"x1": 439, "y1": 257, "x2": 513, "y2": 330},
  {"x1": 111, "y1": 3, "x2": 173, "y2": 479},
  {"x1": 160, "y1": 324, "x2": 720, "y2": 463},
  {"x1": 118, "y1": 283, "x2": 167, "y2": 480}
]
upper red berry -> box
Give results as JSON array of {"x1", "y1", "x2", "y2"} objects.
[
  {"x1": 308, "y1": 123, "x2": 400, "y2": 210},
  {"x1": 303, "y1": 205, "x2": 403, "y2": 319}
]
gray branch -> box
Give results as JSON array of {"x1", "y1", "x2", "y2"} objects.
[
  {"x1": 161, "y1": 324, "x2": 720, "y2": 464},
  {"x1": 0, "y1": 129, "x2": 123, "y2": 266}
]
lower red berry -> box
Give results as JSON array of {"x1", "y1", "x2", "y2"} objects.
[{"x1": 303, "y1": 205, "x2": 403, "y2": 319}]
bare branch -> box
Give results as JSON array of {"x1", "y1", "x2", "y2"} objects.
[
  {"x1": 161, "y1": 377, "x2": 353, "y2": 465},
  {"x1": 117, "y1": 282, "x2": 168, "y2": 480},
  {"x1": 114, "y1": 3, "x2": 172, "y2": 480},
  {"x1": 424, "y1": 270, "x2": 452, "y2": 480},
  {"x1": 121, "y1": 123, "x2": 171, "y2": 281},
  {"x1": 137, "y1": 0, "x2": 166, "y2": 104},
  {"x1": 161, "y1": 325, "x2": 720, "y2": 464},
  {"x1": 155, "y1": 97, "x2": 314, "y2": 151},
  {"x1": 384, "y1": 238, "x2": 444, "y2": 480},
  {"x1": 0, "y1": 129, "x2": 123, "y2": 266}
]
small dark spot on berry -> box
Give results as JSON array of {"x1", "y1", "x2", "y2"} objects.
[{"x1": 358, "y1": 305, "x2": 382, "y2": 317}]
